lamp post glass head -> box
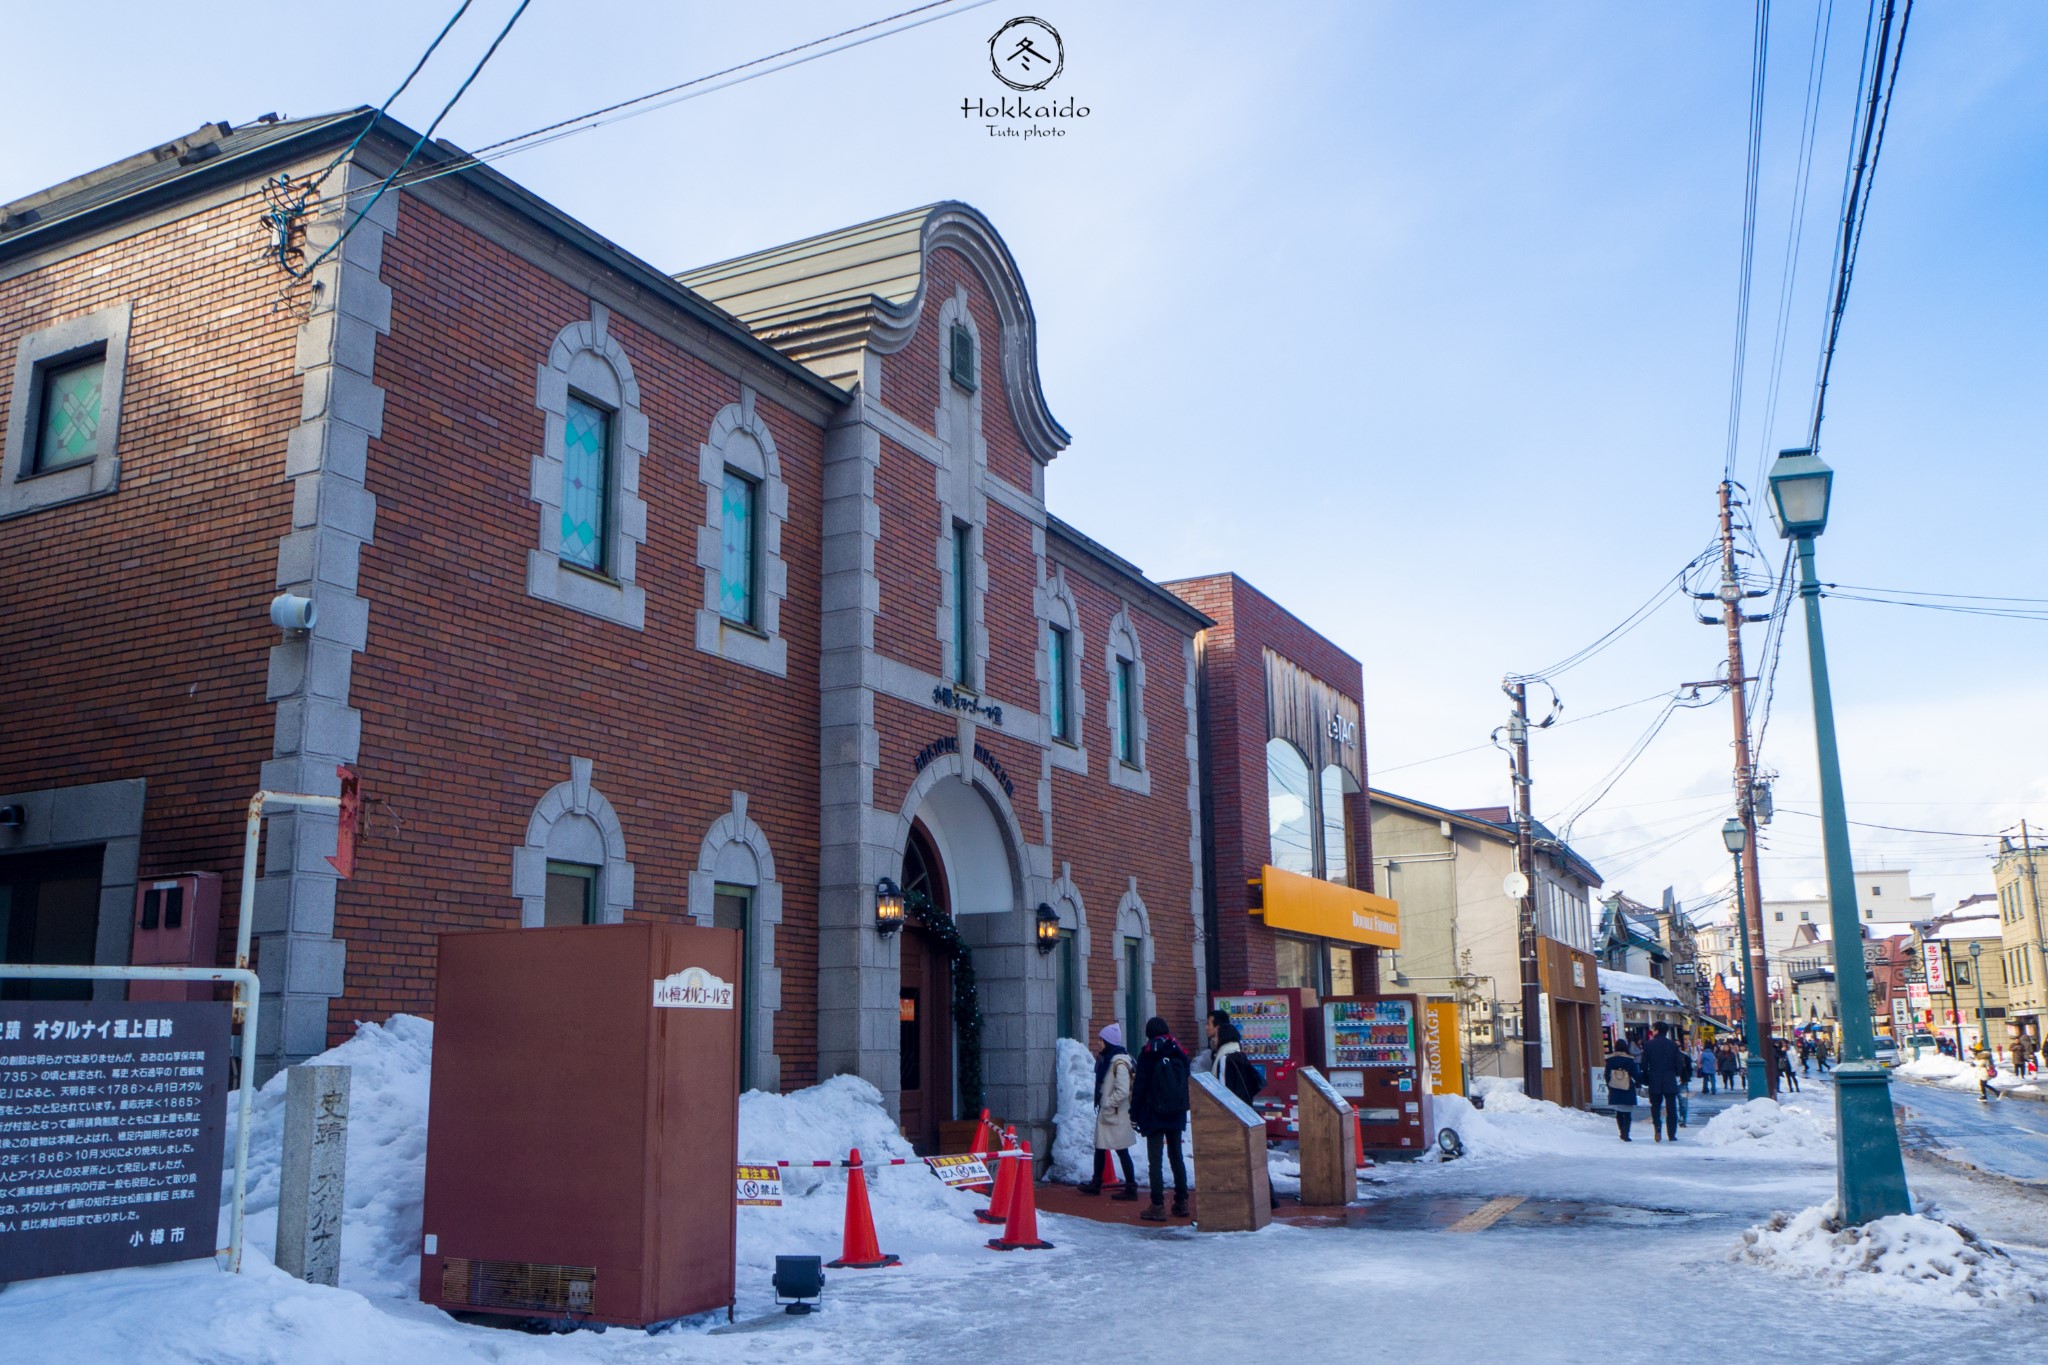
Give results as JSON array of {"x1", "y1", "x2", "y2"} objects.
[
  {"x1": 1035, "y1": 902, "x2": 1061, "y2": 954},
  {"x1": 1969, "y1": 940, "x2": 1982, "y2": 961},
  {"x1": 1722, "y1": 818, "x2": 1747, "y2": 855},
  {"x1": 1767, "y1": 447, "x2": 1833, "y2": 540},
  {"x1": 874, "y1": 877, "x2": 905, "y2": 935}
]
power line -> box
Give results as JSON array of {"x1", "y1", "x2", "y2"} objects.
[
  {"x1": 329, "y1": 0, "x2": 999, "y2": 209},
  {"x1": 1774, "y1": 808, "x2": 1999, "y2": 839},
  {"x1": 1822, "y1": 590, "x2": 2048, "y2": 623},
  {"x1": 1371, "y1": 688, "x2": 1682, "y2": 777},
  {"x1": 1807, "y1": 0, "x2": 1914, "y2": 453},
  {"x1": 1827, "y1": 583, "x2": 2048, "y2": 605},
  {"x1": 1722, "y1": 0, "x2": 1772, "y2": 482},
  {"x1": 307, "y1": 0, "x2": 479, "y2": 194},
  {"x1": 1509, "y1": 541, "x2": 1718, "y2": 683}
]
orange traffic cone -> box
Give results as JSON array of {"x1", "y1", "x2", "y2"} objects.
[
  {"x1": 976, "y1": 1125, "x2": 1018, "y2": 1223},
  {"x1": 1097, "y1": 1149, "x2": 1123, "y2": 1189},
  {"x1": 826, "y1": 1148, "x2": 900, "y2": 1269},
  {"x1": 967, "y1": 1108, "x2": 995, "y2": 1194},
  {"x1": 985, "y1": 1142, "x2": 1054, "y2": 1250}
]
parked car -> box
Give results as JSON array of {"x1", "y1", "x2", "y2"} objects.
[{"x1": 1873, "y1": 1039, "x2": 1899, "y2": 1068}]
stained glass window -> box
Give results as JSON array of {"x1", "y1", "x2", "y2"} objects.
[
  {"x1": 1048, "y1": 625, "x2": 1071, "y2": 741},
  {"x1": 1116, "y1": 658, "x2": 1137, "y2": 763},
  {"x1": 953, "y1": 521, "x2": 974, "y2": 686},
  {"x1": 720, "y1": 469, "x2": 756, "y2": 624},
  {"x1": 560, "y1": 396, "x2": 611, "y2": 572},
  {"x1": 34, "y1": 356, "x2": 105, "y2": 473}
]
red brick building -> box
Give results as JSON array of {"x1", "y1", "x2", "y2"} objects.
[{"x1": 0, "y1": 112, "x2": 1375, "y2": 1149}]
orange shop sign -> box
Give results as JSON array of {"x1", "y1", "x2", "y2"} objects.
[{"x1": 1255, "y1": 865, "x2": 1400, "y2": 949}]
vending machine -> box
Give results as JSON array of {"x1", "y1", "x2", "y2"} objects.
[
  {"x1": 1211, "y1": 988, "x2": 1320, "y2": 1139},
  {"x1": 1320, "y1": 994, "x2": 1433, "y2": 1156}
]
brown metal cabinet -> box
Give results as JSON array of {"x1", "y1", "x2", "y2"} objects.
[{"x1": 420, "y1": 922, "x2": 741, "y2": 1328}]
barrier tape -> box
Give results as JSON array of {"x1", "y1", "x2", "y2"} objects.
[{"x1": 739, "y1": 1157, "x2": 915, "y2": 1168}]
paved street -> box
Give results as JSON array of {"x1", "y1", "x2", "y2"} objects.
[{"x1": 1894, "y1": 1075, "x2": 2048, "y2": 1184}]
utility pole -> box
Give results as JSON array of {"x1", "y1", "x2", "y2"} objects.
[
  {"x1": 2023, "y1": 822, "x2": 2046, "y2": 1024},
  {"x1": 1941, "y1": 940, "x2": 1966, "y2": 1059},
  {"x1": 1694, "y1": 481, "x2": 1778, "y2": 1096},
  {"x1": 1504, "y1": 679, "x2": 1545, "y2": 1101}
]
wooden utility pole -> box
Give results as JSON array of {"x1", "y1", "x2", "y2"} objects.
[
  {"x1": 1698, "y1": 481, "x2": 1778, "y2": 1095},
  {"x1": 1505, "y1": 679, "x2": 1545, "y2": 1101}
]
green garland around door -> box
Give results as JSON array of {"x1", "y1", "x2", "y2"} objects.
[{"x1": 906, "y1": 890, "x2": 985, "y2": 1116}]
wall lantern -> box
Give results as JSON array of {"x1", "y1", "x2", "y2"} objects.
[
  {"x1": 874, "y1": 877, "x2": 905, "y2": 935},
  {"x1": 1035, "y1": 902, "x2": 1062, "y2": 954}
]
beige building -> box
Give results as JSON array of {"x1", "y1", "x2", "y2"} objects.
[
  {"x1": 1369, "y1": 791, "x2": 1603, "y2": 1107},
  {"x1": 1995, "y1": 835, "x2": 2046, "y2": 1050},
  {"x1": 1915, "y1": 903, "x2": 2011, "y2": 1058}
]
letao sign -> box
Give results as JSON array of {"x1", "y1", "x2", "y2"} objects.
[
  {"x1": 653, "y1": 966, "x2": 736, "y2": 1009},
  {"x1": 1255, "y1": 864, "x2": 1400, "y2": 949}
]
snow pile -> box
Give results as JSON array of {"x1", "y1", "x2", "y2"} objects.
[
  {"x1": 1050, "y1": 1036, "x2": 1099, "y2": 1182},
  {"x1": 1470, "y1": 1075, "x2": 1523, "y2": 1102},
  {"x1": 1598, "y1": 967, "x2": 1681, "y2": 1005},
  {"x1": 735, "y1": 1074, "x2": 992, "y2": 1269},
  {"x1": 1431, "y1": 1090, "x2": 1610, "y2": 1160},
  {"x1": 222, "y1": 1014, "x2": 434, "y2": 1298},
  {"x1": 1896, "y1": 1053, "x2": 2020, "y2": 1093},
  {"x1": 1736, "y1": 1201, "x2": 2044, "y2": 1306},
  {"x1": 1700, "y1": 1098, "x2": 1835, "y2": 1151}
]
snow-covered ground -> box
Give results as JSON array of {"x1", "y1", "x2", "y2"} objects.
[
  {"x1": 1896, "y1": 1052, "x2": 2047, "y2": 1100},
  {"x1": 5, "y1": 1016, "x2": 2047, "y2": 1364}
]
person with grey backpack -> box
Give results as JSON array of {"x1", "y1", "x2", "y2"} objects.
[{"x1": 1604, "y1": 1038, "x2": 1641, "y2": 1141}]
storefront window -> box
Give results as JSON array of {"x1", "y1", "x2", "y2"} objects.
[
  {"x1": 1275, "y1": 934, "x2": 1318, "y2": 992},
  {"x1": 1328, "y1": 945, "x2": 1355, "y2": 997},
  {"x1": 1266, "y1": 739, "x2": 1315, "y2": 878},
  {"x1": 1319, "y1": 765, "x2": 1350, "y2": 887}
]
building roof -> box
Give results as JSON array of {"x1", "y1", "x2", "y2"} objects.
[
  {"x1": 1599, "y1": 968, "x2": 1683, "y2": 1006},
  {"x1": 1369, "y1": 790, "x2": 1603, "y2": 888},
  {"x1": 675, "y1": 203, "x2": 1071, "y2": 462},
  {"x1": 0, "y1": 110, "x2": 849, "y2": 410},
  {"x1": 1046, "y1": 515, "x2": 1212, "y2": 633},
  {"x1": 1927, "y1": 915, "x2": 2001, "y2": 942}
]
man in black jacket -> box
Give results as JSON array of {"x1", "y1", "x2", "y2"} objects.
[
  {"x1": 1639, "y1": 1021, "x2": 1685, "y2": 1142},
  {"x1": 1131, "y1": 1017, "x2": 1191, "y2": 1220}
]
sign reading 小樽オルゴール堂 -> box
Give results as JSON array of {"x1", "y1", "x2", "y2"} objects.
[{"x1": 0, "y1": 1000, "x2": 231, "y2": 1282}]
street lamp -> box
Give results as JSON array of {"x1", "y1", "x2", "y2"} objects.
[
  {"x1": 1767, "y1": 447, "x2": 1912, "y2": 1224},
  {"x1": 1968, "y1": 940, "x2": 1989, "y2": 1061},
  {"x1": 1723, "y1": 818, "x2": 1770, "y2": 1099}
]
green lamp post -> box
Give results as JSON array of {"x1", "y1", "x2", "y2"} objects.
[
  {"x1": 1767, "y1": 447, "x2": 1912, "y2": 1224},
  {"x1": 1723, "y1": 818, "x2": 1771, "y2": 1099},
  {"x1": 1968, "y1": 940, "x2": 1989, "y2": 1061}
]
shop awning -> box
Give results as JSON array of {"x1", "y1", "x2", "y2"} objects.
[{"x1": 1255, "y1": 864, "x2": 1400, "y2": 949}]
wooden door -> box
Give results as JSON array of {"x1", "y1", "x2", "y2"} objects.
[{"x1": 898, "y1": 927, "x2": 953, "y2": 1153}]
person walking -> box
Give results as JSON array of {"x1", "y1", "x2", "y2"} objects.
[
  {"x1": 1718, "y1": 1044, "x2": 1739, "y2": 1094},
  {"x1": 1976, "y1": 1047, "x2": 2002, "y2": 1102},
  {"x1": 1639, "y1": 1021, "x2": 1684, "y2": 1142},
  {"x1": 1773, "y1": 1038, "x2": 1800, "y2": 1094},
  {"x1": 1698, "y1": 1041, "x2": 1717, "y2": 1095},
  {"x1": 1078, "y1": 1022, "x2": 1138, "y2": 1199},
  {"x1": 1208, "y1": 1009, "x2": 1278, "y2": 1209},
  {"x1": 1604, "y1": 1038, "x2": 1641, "y2": 1141},
  {"x1": 1799, "y1": 1038, "x2": 1814, "y2": 1075},
  {"x1": 1674, "y1": 1037, "x2": 1693, "y2": 1128},
  {"x1": 1131, "y1": 1016, "x2": 1191, "y2": 1221}
]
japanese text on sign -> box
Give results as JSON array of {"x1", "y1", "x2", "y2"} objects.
[
  {"x1": 923, "y1": 1154, "x2": 991, "y2": 1188},
  {"x1": 735, "y1": 1165, "x2": 783, "y2": 1206},
  {"x1": 0, "y1": 1000, "x2": 229, "y2": 1283}
]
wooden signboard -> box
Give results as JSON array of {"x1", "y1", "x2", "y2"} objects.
[
  {"x1": 1188, "y1": 1072, "x2": 1271, "y2": 1232},
  {"x1": 1295, "y1": 1067, "x2": 1356, "y2": 1208}
]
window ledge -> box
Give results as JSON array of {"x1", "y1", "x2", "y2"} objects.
[{"x1": 695, "y1": 606, "x2": 788, "y2": 678}]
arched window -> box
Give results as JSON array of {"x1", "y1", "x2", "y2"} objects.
[
  {"x1": 1266, "y1": 739, "x2": 1315, "y2": 877},
  {"x1": 511, "y1": 757, "x2": 633, "y2": 927},
  {"x1": 1319, "y1": 764, "x2": 1354, "y2": 887},
  {"x1": 689, "y1": 790, "x2": 785, "y2": 1092}
]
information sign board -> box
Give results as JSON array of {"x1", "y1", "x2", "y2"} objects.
[{"x1": 0, "y1": 1000, "x2": 229, "y2": 1282}]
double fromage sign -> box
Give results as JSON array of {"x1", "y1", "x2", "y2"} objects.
[{"x1": 652, "y1": 966, "x2": 735, "y2": 1010}]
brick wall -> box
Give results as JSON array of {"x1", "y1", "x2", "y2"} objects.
[
  {"x1": 1165, "y1": 573, "x2": 1377, "y2": 996},
  {"x1": 337, "y1": 195, "x2": 825, "y2": 1077},
  {"x1": 0, "y1": 194, "x2": 303, "y2": 960}
]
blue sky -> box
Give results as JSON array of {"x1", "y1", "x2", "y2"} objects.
[{"x1": 6, "y1": 1, "x2": 2043, "y2": 919}]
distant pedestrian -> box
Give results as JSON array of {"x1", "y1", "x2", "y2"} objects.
[
  {"x1": 1131, "y1": 1017, "x2": 1191, "y2": 1220},
  {"x1": 1079, "y1": 1023, "x2": 1138, "y2": 1199},
  {"x1": 1208, "y1": 1009, "x2": 1277, "y2": 1210},
  {"x1": 1640, "y1": 1021, "x2": 1684, "y2": 1142},
  {"x1": 1718, "y1": 1045, "x2": 1739, "y2": 1093},
  {"x1": 1799, "y1": 1039, "x2": 1813, "y2": 1074},
  {"x1": 1773, "y1": 1039, "x2": 1799, "y2": 1093},
  {"x1": 1698, "y1": 1042, "x2": 1718, "y2": 1094},
  {"x1": 1977, "y1": 1049, "x2": 2002, "y2": 1102},
  {"x1": 1604, "y1": 1040, "x2": 1641, "y2": 1142},
  {"x1": 1675, "y1": 1039, "x2": 1693, "y2": 1128},
  {"x1": 1817, "y1": 1038, "x2": 1833, "y2": 1072}
]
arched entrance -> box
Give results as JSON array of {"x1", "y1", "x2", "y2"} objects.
[{"x1": 898, "y1": 823, "x2": 954, "y2": 1154}]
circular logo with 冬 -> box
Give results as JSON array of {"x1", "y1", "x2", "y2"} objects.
[{"x1": 989, "y1": 16, "x2": 1064, "y2": 91}]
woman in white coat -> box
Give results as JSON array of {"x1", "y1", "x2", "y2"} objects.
[{"x1": 1079, "y1": 1023, "x2": 1138, "y2": 1198}]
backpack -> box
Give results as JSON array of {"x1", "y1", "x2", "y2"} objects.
[
  {"x1": 1150, "y1": 1045, "x2": 1190, "y2": 1115},
  {"x1": 1606, "y1": 1065, "x2": 1633, "y2": 1091},
  {"x1": 1223, "y1": 1050, "x2": 1264, "y2": 1102}
]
